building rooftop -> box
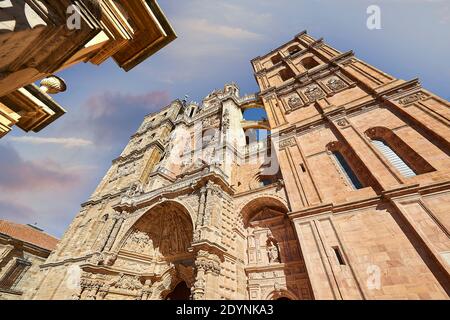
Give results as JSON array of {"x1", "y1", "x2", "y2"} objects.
[{"x1": 0, "y1": 220, "x2": 59, "y2": 251}]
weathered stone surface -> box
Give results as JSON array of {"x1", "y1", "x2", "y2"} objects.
[{"x1": 25, "y1": 33, "x2": 450, "y2": 300}]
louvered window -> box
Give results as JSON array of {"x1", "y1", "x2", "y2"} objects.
[
  {"x1": 372, "y1": 139, "x2": 416, "y2": 177},
  {"x1": 332, "y1": 151, "x2": 363, "y2": 190}
]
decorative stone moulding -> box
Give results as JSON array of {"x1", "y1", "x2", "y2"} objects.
[
  {"x1": 303, "y1": 84, "x2": 326, "y2": 102},
  {"x1": 398, "y1": 92, "x2": 427, "y2": 105},
  {"x1": 326, "y1": 77, "x2": 347, "y2": 92}
]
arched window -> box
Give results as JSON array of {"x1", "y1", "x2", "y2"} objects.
[
  {"x1": 332, "y1": 151, "x2": 363, "y2": 190},
  {"x1": 366, "y1": 127, "x2": 435, "y2": 178},
  {"x1": 301, "y1": 57, "x2": 319, "y2": 70},
  {"x1": 371, "y1": 138, "x2": 416, "y2": 178}
]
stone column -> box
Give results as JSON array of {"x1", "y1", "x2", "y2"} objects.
[
  {"x1": 103, "y1": 213, "x2": 125, "y2": 252},
  {"x1": 96, "y1": 284, "x2": 110, "y2": 300},
  {"x1": 194, "y1": 187, "x2": 207, "y2": 241},
  {"x1": 192, "y1": 250, "x2": 221, "y2": 300},
  {"x1": 203, "y1": 182, "x2": 216, "y2": 225},
  {"x1": 93, "y1": 215, "x2": 117, "y2": 252}
]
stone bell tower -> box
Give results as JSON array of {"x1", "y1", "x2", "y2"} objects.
[{"x1": 251, "y1": 31, "x2": 450, "y2": 299}]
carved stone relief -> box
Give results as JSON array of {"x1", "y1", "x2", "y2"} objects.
[
  {"x1": 303, "y1": 84, "x2": 326, "y2": 102},
  {"x1": 398, "y1": 92, "x2": 427, "y2": 105},
  {"x1": 111, "y1": 160, "x2": 138, "y2": 181},
  {"x1": 285, "y1": 94, "x2": 303, "y2": 112},
  {"x1": 122, "y1": 229, "x2": 154, "y2": 255},
  {"x1": 326, "y1": 76, "x2": 347, "y2": 92},
  {"x1": 119, "y1": 203, "x2": 193, "y2": 260},
  {"x1": 110, "y1": 273, "x2": 143, "y2": 292},
  {"x1": 279, "y1": 137, "x2": 296, "y2": 149}
]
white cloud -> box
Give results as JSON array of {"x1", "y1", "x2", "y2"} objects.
[
  {"x1": 9, "y1": 136, "x2": 93, "y2": 148},
  {"x1": 180, "y1": 19, "x2": 263, "y2": 40}
]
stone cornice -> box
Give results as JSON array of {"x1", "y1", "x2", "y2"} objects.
[
  {"x1": 288, "y1": 180, "x2": 450, "y2": 220},
  {"x1": 251, "y1": 30, "x2": 308, "y2": 63},
  {"x1": 0, "y1": 233, "x2": 52, "y2": 258},
  {"x1": 113, "y1": 169, "x2": 234, "y2": 213},
  {"x1": 258, "y1": 64, "x2": 342, "y2": 98},
  {"x1": 132, "y1": 118, "x2": 175, "y2": 139},
  {"x1": 377, "y1": 78, "x2": 422, "y2": 101},
  {"x1": 40, "y1": 254, "x2": 96, "y2": 269},
  {"x1": 82, "y1": 191, "x2": 123, "y2": 208},
  {"x1": 143, "y1": 99, "x2": 184, "y2": 120},
  {"x1": 112, "y1": 140, "x2": 165, "y2": 165}
]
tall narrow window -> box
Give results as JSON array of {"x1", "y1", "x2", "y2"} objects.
[
  {"x1": 371, "y1": 139, "x2": 416, "y2": 177},
  {"x1": 333, "y1": 247, "x2": 346, "y2": 265},
  {"x1": 332, "y1": 151, "x2": 363, "y2": 190},
  {"x1": 0, "y1": 258, "x2": 31, "y2": 290}
]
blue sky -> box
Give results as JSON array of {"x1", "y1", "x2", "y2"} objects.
[{"x1": 0, "y1": 0, "x2": 449, "y2": 237}]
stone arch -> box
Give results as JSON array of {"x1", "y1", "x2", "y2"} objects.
[
  {"x1": 151, "y1": 265, "x2": 194, "y2": 300},
  {"x1": 266, "y1": 289, "x2": 298, "y2": 300},
  {"x1": 118, "y1": 200, "x2": 194, "y2": 261},
  {"x1": 365, "y1": 126, "x2": 435, "y2": 175},
  {"x1": 238, "y1": 194, "x2": 289, "y2": 224},
  {"x1": 119, "y1": 199, "x2": 196, "y2": 246},
  {"x1": 240, "y1": 196, "x2": 313, "y2": 300}
]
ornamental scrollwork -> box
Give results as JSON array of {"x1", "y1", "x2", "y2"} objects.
[
  {"x1": 326, "y1": 77, "x2": 347, "y2": 92},
  {"x1": 304, "y1": 84, "x2": 326, "y2": 102},
  {"x1": 398, "y1": 92, "x2": 427, "y2": 105}
]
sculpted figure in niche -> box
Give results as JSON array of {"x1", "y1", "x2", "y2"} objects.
[{"x1": 266, "y1": 231, "x2": 281, "y2": 263}]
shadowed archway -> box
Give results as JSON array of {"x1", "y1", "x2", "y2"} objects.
[
  {"x1": 120, "y1": 201, "x2": 194, "y2": 261},
  {"x1": 240, "y1": 196, "x2": 312, "y2": 300}
]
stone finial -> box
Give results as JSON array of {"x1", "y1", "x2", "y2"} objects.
[{"x1": 40, "y1": 75, "x2": 67, "y2": 94}]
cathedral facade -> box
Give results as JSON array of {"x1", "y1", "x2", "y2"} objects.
[{"x1": 32, "y1": 32, "x2": 449, "y2": 300}]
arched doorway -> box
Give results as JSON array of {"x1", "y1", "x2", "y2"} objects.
[
  {"x1": 165, "y1": 281, "x2": 191, "y2": 300},
  {"x1": 117, "y1": 201, "x2": 195, "y2": 299},
  {"x1": 120, "y1": 201, "x2": 193, "y2": 261}
]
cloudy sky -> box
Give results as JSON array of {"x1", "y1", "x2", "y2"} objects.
[{"x1": 1, "y1": 0, "x2": 449, "y2": 237}]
